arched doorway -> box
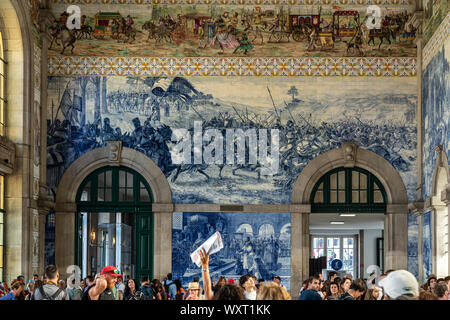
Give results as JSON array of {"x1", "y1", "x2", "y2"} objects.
[
  {"x1": 429, "y1": 146, "x2": 450, "y2": 277},
  {"x1": 75, "y1": 166, "x2": 153, "y2": 281},
  {"x1": 309, "y1": 167, "x2": 387, "y2": 278},
  {"x1": 290, "y1": 142, "x2": 408, "y2": 295},
  {"x1": 54, "y1": 143, "x2": 173, "y2": 281}
]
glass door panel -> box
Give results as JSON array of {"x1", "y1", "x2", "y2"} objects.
[{"x1": 82, "y1": 211, "x2": 135, "y2": 279}]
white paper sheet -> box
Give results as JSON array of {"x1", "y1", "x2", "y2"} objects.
[{"x1": 190, "y1": 231, "x2": 224, "y2": 267}]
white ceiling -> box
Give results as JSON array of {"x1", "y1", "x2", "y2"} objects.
[{"x1": 310, "y1": 213, "x2": 385, "y2": 231}]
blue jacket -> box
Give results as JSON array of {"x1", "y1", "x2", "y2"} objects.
[
  {"x1": 0, "y1": 292, "x2": 17, "y2": 300},
  {"x1": 163, "y1": 280, "x2": 177, "y2": 300},
  {"x1": 298, "y1": 289, "x2": 322, "y2": 300}
]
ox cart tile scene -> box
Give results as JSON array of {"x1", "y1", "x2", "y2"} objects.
[{"x1": 49, "y1": 4, "x2": 418, "y2": 57}]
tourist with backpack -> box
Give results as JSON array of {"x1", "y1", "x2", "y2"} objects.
[
  {"x1": 140, "y1": 276, "x2": 159, "y2": 300},
  {"x1": 162, "y1": 273, "x2": 177, "y2": 300},
  {"x1": 30, "y1": 265, "x2": 69, "y2": 300}
]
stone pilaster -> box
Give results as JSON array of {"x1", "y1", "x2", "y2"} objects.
[
  {"x1": 152, "y1": 210, "x2": 173, "y2": 281},
  {"x1": 413, "y1": 10, "x2": 424, "y2": 200},
  {"x1": 38, "y1": 8, "x2": 54, "y2": 201},
  {"x1": 384, "y1": 204, "x2": 409, "y2": 271},
  {"x1": 409, "y1": 200, "x2": 424, "y2": 281},
  {"x1": 290, "y1": 205, "x2": 310, "y2": 299}
]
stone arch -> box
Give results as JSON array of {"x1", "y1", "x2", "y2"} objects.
[
  {"x1": 56, "y1": 142, "x2": 172, "y2": 206},
  {"x1": 429, "y1": 145, "x2": 450, "y2": 277},
  {"x1": 291, "y1": 142, "x2": 408, "y2": 205},
  {"x1": 54, "y1": 143, "x2": 172, "y2": 280},
  {"x1": 431, "y1": 145, "x2": 450, "y2": 200},
  {"x1": 289, "y1": 142, "x2": 409, "y2": 297}
]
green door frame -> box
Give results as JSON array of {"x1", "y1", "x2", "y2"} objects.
[
  {"x1": 74, "y1": 166, "x2": 154, "y2": 281},
  {"x1": 310, "y1": 166, "x2": 388, "y2": 213}
]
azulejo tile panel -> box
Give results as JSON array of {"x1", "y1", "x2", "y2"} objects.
[
  {"x1": 423, "y1": 12, "x2": 450, "y2": 70},
  {"x1": 52, "y1": 0, "x2": 414, "y2": 6},
  {"x1": 48, "y1": 56, "x2": 417, "y2": 76}
]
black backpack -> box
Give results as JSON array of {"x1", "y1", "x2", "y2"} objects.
[
  {"x1": 81, "y1": 285, "x2": 95, "y2": 301},
  {"x1": 163, "y1": 280, "x2": 176, "y2": 300}
]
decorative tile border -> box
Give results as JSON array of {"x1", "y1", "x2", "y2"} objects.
[
  {"x1": 48, "y1": 56, "x2": 417, "y2": 77},
  {"x1": 423, "y1": 12, "x2": 450, "y2": 70},
  {"x1": 52, "y1": 0, "x2": 414, "y2": 6}
]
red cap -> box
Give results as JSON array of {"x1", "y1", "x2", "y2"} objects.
[
  {"x1": 227, "y1": 278, "x2": 234, "y2": 284},
  {"x1": 100, "y1": 266, "x2": 121, "y2": 277}
]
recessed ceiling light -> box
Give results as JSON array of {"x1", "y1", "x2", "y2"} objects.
[
  {"x1": 330, "y1": 221, "x2": 345, "y2": 225},
  {"x1": 339, "y1": 214, "x2": 356, "y2": 217}
]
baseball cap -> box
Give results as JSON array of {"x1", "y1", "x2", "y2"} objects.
[
  {"x1": 378, "y1": 270, "x2": 419, "y2": 299},
  {"x1": 100, "y1": 266, "x2": 121, "y2": 277}
]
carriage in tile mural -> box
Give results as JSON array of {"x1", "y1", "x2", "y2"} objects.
[
  {"x1": 47, "y1": 3, "x2": 418, "y2": 58},
  {"x1": 93, "y1": 12, "x2": 122, "y2": 40}
]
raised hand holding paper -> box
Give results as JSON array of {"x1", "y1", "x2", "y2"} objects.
[{"x1": 190, "y1": 231, "x2": 224, "y2": 267}]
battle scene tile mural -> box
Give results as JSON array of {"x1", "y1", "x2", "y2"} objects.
[
  {"x1": 422, "y1": 210, "x2": 433, "y2": 283},
  {"x1": 422, "y1": 36, "x2": 450, "y2": 200},
  {"x1": 172, "y1": 212, "x2": 291, "y2": 289},
  {"x1": 46, "y1": 76, "x2": 417, "y2": 204},
  {"x1": 48, "y1": 3, "x2": 417, "y2": 58},
  {"x1": 408, "y1": 212, "x2": 419, "y2": 280}
]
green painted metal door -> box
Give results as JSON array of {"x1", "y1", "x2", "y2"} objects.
[
  {"x1": 75, "y1": 166, "x2": 154, "y2": 280},
  {"x1": 135, "y1": 210, "x2": 153, "y2": 282}
]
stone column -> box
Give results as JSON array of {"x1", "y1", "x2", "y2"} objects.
[
  {"x1": 417, "y1": 212, "x2": 423, "y2": 282},
  {"x1": 290, "y1": 205, "x2": 310, "y2": 299},
  {"x1": 414, "y1": 27, "x2": 424, "y2": 200},
  {"x1": 2, "y1": 0, "x2": 33, "y2": 283},
  {"x1": 409, "y1": 200, "x2": 424, "y2": 281},
  {"x1": 38, "y1": 9, "x2": 54, "y2": 201},
  {"x1": 152, "y1": 209, "x2": 173, "y2": 281},
  {"x1": 54, "y1": 203, "x2": 76, "y2": 280},
  {"x1": 384, "y1": 204, "x2": 408, "y2": 271},
  {"x1": 442, "y1": 186, "x2": 450, "y2": 275}
]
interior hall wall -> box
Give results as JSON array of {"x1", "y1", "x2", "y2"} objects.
[
  {"x1": 422, "y1": 13, "x2": 449, "y2": 200},
  {"x1": 45, "y1": 1, "x2": 419, "y2": 283}
]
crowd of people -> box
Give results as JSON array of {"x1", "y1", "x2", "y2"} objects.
[{"x1": 1, "y1": 251, "x2": 449, "y2": 301}]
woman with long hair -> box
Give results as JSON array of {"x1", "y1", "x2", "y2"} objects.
[
  {"x1": 173, "y1": 279, "x2": 184, "y2": 300},
  {"x1": 213, "y1": 276, "x2": 227, "y2": 297},
  {"x1": 326, "y1": 282, "x2": 340, "y2": 300},
  {"x1": 123, "y1": 279, "x2": 143, "y2": 300}
]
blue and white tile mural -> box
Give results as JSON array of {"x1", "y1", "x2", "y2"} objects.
[
  {"x1": 408, "y1": 213, "x2": 419, "y2": 280},
  {"x1": 422, "y1": 39, "x2": 450, "y2": 200},
  {"x1": 422, "y1": 210, "x2": 433, "y2": 283},
  {"x1": 172, "y1": 212, "x2": 291, "y2": 289},
  {"x1": 47, "y1": 76, "x2": 417, "y2": 203}
]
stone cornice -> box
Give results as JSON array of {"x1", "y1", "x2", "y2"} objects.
[
  {"x1": 386, "y1": 203, "x2": 409, "y2": 214},
  {"x1": 424, "y1": 195, "x2": 449, "y2": 212},
  {"x1": 440, "y1": 186, "x2": 450, "y2": 205},
  {"x1": 0, "y1": 135, "x2": 16, "y2": 175},
  {"x1": 408, "y1": 200, "x2": 424, "y2": 216},
  {"x1": 37, "y1": 199, "x2": 56, "y2": 213}
]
